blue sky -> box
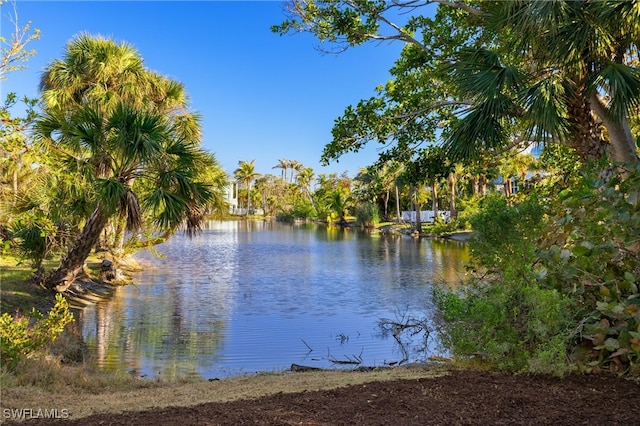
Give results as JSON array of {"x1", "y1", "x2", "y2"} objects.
[{"x1": 3, "y1": 1, "x2": 407, "y2": 177}]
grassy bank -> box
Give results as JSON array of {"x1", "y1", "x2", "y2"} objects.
[{"x1": 0, "y1": 256, "x2": 54, "y2": 314}]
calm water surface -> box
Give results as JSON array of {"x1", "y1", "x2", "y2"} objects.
[{"x1": 80, "y1": 221, "x2": 469, "y2": 379}]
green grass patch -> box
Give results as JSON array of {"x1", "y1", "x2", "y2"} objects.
[
  {"x1": 0, "y1": 254, "x2": 103, "y2": 313},
  {"x1": 0, "y1": 255, "x2": 54, "y2": 313}
]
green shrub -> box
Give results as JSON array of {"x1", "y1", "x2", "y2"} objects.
[
  {"x1": 435, "y1": 279, "x2": 574, "y2": 374},
  {"x1": 436, "y1": 163, "x2": 640, "y2": 376},
  {"x1": 423, "y1": 215, "x2": 462, "y2": 235},
  {"x1": 435, "y1": 192, "x2": 576, "y2": 374},
  {"x1": 467, "y1": 193, "x2": 545, "y2": 271},
  {"x1": 537, "y1": 163, "x2": 640, "y2": 374},
  {"x1": 0, "y1": 294, "x2": 74, "y2": 369},
  {"x1": 292, "y1": 198, "x2": 316, "y2": 219},
  {"x1": 454, "y1": 196, "x2": 481, "y2": 230},
  {"x1": 353, "y1": 202, "x2": 379, "y2": 227}
]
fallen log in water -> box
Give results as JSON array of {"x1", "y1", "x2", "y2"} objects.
[{"x1": 290, "y1": 364, "x2": 325, "y2": 372}]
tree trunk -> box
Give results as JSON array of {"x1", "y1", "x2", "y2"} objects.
[
  {"x1": 127, "y1": 230, "x2": 174, "y2": 249},
  {"x1": 590, "y1": 92, "x2": 640, "y2": 165},
  {"x1": 246, "y1": 181, "x2": 252, "y2": 214},
  {"x1": 46, "y1": 205, "x2": 110, "y2": 291},
  {"x1": 411, "y1": 187, "x2": 421, "y2": 233},
  {"x1": 448, "y1": 173, "x2": 457, "y2": 218},
  {"x1": 384, "y1": 190, "x2": 389, "y2": 219},
  {"x1": 503, "y1": 177, "x2": 512, "y2": 197},
  {"x1": 432, "y1": 181, "x2": 439, "y2": 218},
  {"x1": 395, "y1": 184, "x2": 401, "y2": 222},
  {"x1": 12, "y1": 166, "x2": 18, "y2": 203},
  {"x1": 567, "y1": 92, "x2": 608, "y2": 162},
  {"x1": 112, "y1": 215, "x2": 127, "y2": 258}
]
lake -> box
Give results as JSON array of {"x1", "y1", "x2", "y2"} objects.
[{"x1": 79, "y1": 220, "x2": 469, "y2": 379}]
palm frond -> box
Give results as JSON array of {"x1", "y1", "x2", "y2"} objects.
[
  {"x1": 171, "y1": 112, "x2": 202, "y2": 143},
  {"x1": 447, "y1": 48, "x2": 524, "y2": 101},
  {"x1": 520, "y1": 75, "x2": 572, "y2": 142},
  {"x1": 183, "y1": 207, "x2": 205, "y2": 237},
  {"x1": 120, "y1": 189, "x2": 142, "y2": 232},
  {"x1": 443, "y1": 106, "x2": 510, "y2": 161},
  {"x1": 95, "y1": 178, "x2": 126, "y2": 216},
  {"x1": 588, "y1": 62, "x2": 640, "y2": 121},
  {"x1": 107, "y1": 102, "x2": 167, "y2": 165},
  {"x1": 145, "y1": 188, "x2": 187, "y2": 231}
]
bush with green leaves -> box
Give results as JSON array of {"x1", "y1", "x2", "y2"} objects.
[
  {"x1": 434, "y1": 194, "x2": 575, "y2": 374},
  {"x1": 451, "y1": 193, "x2": 544, "y2": 281},
  {"x1": 353, "y1": 202, "x2": 379, "y2": 227},
  {"x1": 291, "y1": 197, "x2": 316, "y2": 220},
  {"x1": 435, "y1": 280, "x2": 575, "y2": 374},
  {"x1": 537, "y1": 163, "x2": 640, "y2": 374},
  {"x1": 423, "y1": 216, "x2": 463, "y2": 235},
  {"x1": 9, "y1": 213, "x2": 67, "y2": 269},
  {"x1": 435, "y1": 163, "x2": 640, "y2": 375},
  {"x1": 0, "y1": 294, "x2": 74, "y2": 369}
]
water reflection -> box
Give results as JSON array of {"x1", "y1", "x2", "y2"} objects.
[{"x1": 81, "y1": 221, "x2": 469, "y2": 379}]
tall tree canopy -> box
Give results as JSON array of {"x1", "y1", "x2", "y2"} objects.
[
  {"x1": 274, "y1": 0, "x2": 640, "y2": 169},
  {"x1": 36, "y1": 34, "x2": 225, "y2": 290}
]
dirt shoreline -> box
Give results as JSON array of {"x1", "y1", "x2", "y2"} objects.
[
  {"x1": 2, "y1": 364, "x2": 639, "y2": 425},
  {"x1": 0, "y1": 364, "x2": 445, "y2": 423}
]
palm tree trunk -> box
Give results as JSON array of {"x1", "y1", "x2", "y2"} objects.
[
  {"x1": 111, "y1": 216, "x2": 127, "y2": 258},
  {"x1": 590, "y1": 92, "x2": 640, "y2": 165},
  {"x1": 471, "y1": 176, "x2": 479, "y2": 196},
  {"x1": 246, "y1": 180, "x2": 252, "y2": 213},
  {"x1": 432, "y1": 181, "x2": 439, "y2": 218},
  {"x1": 566, "y1": 92, "x2": 608, "y2": 162},
  {"x1": 410, "y1": 187, "x2": 421, "y2": 233},
  {"x1": 128, "y1": 230, "x2": 174, "y2": 249},
  {"x1": 384, "y1": 190, "x2": 389, "y2": 219},
  {"x1": 12, "y1": 167, "x2": 18, "y2": 203},
  {"x1": 46, "y1": 205, "x2": 109, "y2": 291},
  {"x1": 448, "y1": 173, "x2": 457, "y2": 218},
  {"x1": 395, "y1": 184, "x2": 401, "y2": 222}
]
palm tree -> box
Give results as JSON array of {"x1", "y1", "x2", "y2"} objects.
[
  {"x1": 326, "y1": 189, "x2": 351, "y2": 224},
  {"x1": 272, "y1": 158, "x2": 290, "y2": 182},
  {"x1": 38, "y1": 34, "x2": 212, "y2": 258},
  {"x1": 289, "y1": 160, "x2": 303, "y2": 183},
  {"x1": 36, "y1": 35, "x2": 217, "y2": 291},
  {"x1": 296, "y1": 166, "x2": 316, "y2": 210},
  {"x1": 445, "y1": 1, "x2": 640, "y2": 166},
  {"x1": 447, "y1": 163, "x2": 466, "y2": 218},
  {"x1": 38, "y1": 102, "x2": 215, "y2": 291},
  {"x1": 497, "y1": 160, "x2": 517, "y2": 198},
  {"x1": 234, "y1": 160, "x2": 260, "y2": 214},
  {"x1": 511, "y1": 152, "x2": 537, "y2": 192}
]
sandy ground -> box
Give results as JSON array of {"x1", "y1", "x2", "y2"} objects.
[{"x1": 2, "y1": 364, "x2": 639, "y2": 425}]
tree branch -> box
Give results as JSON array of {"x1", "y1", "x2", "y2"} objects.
[
  {"x1": 392, "y1": 99, "x2": 474, "y2": 120},
  {"x1": 431, "y1": 0, "x2": 484, "y2": 17},
  {"x1": 0, "y1": 0, "x2": 40, "y2": 78}
]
